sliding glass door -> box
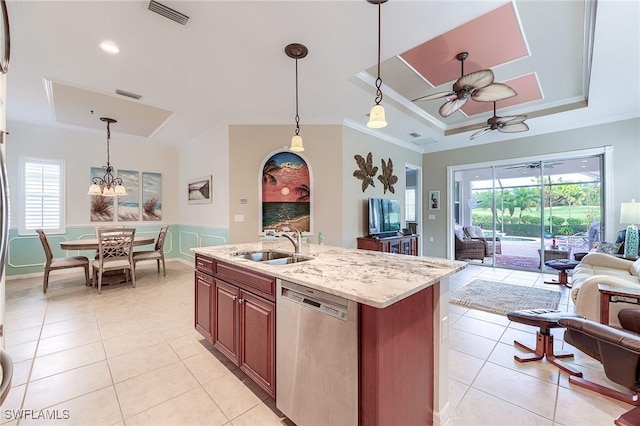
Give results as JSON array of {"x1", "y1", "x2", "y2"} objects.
[{"x1": 453, "y1": 155, "x2": 603, "y2": 271}]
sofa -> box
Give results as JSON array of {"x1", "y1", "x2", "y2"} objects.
[{"x1": 570, "y1": 252, "x2": 640, "y2": 326}]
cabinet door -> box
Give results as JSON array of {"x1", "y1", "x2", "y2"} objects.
[
  {"x1": 194, "y1": 272, "x2": 213, "y2": 342},
  {"x1": 239, "y1": 290, "x2": 275, "y2": 398},
  {"x1": 389, "y1": 240, "x2": 400, "y2": 254},
  {"x1": 214, "y1": 279, "x2": 240, "y2": 365},
  {"x1": 410, "y1": 236, "x2": 419, "y2": 256}
]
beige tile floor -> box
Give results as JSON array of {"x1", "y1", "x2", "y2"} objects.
[{"x1": 0, "y1": 261, "x2": 634, "y2": 425}]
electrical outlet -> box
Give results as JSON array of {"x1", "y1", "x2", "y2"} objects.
[
  {"x1": 429, "y1": 236, "x2": 434, "y2": 242},
  {"x1": 240, "y1": 198, "x2": 248, "y2": 204},
  {"x1": 428, "y1": 214, "x2": 435, "y2": 220},
  {"x1": 234, "y1": 214, "x2": 244, "y2": 222}
]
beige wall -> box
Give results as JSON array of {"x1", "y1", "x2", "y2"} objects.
[
  {"x1": 341, "y1": 126, "x2": 423, "y2": 248},
  {"x1": 228, "y1": 125, "x2": 343, "y2": 245},
  {"x1": 422, "y1": 118, "x2": 640, "y2": 258},
  {"x1": 179, "y1": 124, "x2": 230, "y2": 229}
]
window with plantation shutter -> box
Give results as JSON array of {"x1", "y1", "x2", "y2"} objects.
[
  {"x1": 405, "y1": 188, "x2": 416, "y2": 222},
  {"x1": 19, "y1": 157, "x2": 65, "y2": 235}
]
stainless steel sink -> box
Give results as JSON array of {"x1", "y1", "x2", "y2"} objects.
[
  {"x1": 262, "y1": 255, "x2": 313, "y2": 265},
  {"x1": 231, "y1": 250, "x2": 313, "y2": 265},
  {"x1": 232, "y1": 250, "x2": 292, "y2": 262}
]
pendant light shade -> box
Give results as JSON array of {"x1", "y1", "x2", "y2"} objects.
[
  {"x1": 368, "y1": 104, "x2": 387, "y2": 129},
  {"x1": 367, "y1": 0, "x2": 388, "y2": 129},
  {"x1": 87, "y1": 117, "x2": 127, "y2": 197},
  {"x1": 285, "y1": 43, "x2": 308, "y2": 152},
  {"x1": 290, "y1": 135, "x2": 304, "y2": 152}
]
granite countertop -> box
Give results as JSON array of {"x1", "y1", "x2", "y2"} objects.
[{"x1": 192, "y1": 240, "x2": 466, "y2": 308}]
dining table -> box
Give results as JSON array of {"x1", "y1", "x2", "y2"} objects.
[{"x1": 60, "y1": 236, "x2": 155, "y2": 251}]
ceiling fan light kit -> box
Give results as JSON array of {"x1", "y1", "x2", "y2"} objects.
[
  {"x1": 366, "y1": 0, "x2": 388, "y2": 129},
  {"x1": 285, "y1": 43, "x2": 308, "y2": 152},
  {"x1": 412, "y1": 51, "x2": 518, "y2": 118}
]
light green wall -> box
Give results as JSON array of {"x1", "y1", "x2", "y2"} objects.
[
  {"x1": 342, "y1": 127, "x2": 423, "y2": 248},
  {"x1": 5, "y1": 224, "x2": 229, "y2": 276},
  {"x1": 421, "y1": 118, "x2": 640, "y2": 257}
]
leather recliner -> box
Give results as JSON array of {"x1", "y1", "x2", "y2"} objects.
[{"x1": 559, "y1": 309, "x2": 640, "y2": 425}]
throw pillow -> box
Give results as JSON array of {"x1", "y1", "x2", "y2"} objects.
[
  {"x1": 454, "y1": 225, "x2": 466, "y2": 241},
  {"x1": 464, "y1": 226, "x2": 485, "y2": 239},
  {"x1": 596, "y1": 242, "x2": 622, "y2": 255}
]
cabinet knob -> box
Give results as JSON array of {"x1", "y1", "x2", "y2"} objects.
[
  {"x1": 239, "y1": 298, "x2": 244, "y2": 304},
  {"x1": 232, "y1": 295, "x2": 237, "y2": 301}
]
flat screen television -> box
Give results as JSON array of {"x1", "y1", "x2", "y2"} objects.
[{"x1": 368, "y1": 198, "x2": 401, "y2": 236}]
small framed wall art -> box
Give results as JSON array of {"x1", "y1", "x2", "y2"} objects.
[
  {"x1": 429, "y1": 190, "x2": 440, "y2": 210},
  {"x1": 188, "y1": 175, "x2": 213, "y2": 204}
]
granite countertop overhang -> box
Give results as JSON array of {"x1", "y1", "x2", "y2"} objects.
[{"x1": 192, "y1": 240, "x2": 466, "y2": 309}]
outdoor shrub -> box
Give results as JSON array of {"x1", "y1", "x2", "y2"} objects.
[
  {"x1": 566, "y1": 218, "x2": 584, "y2": 226},
  {"x1": 521, "y1": 215, "x2": 541, "y2": 225},
  {"x1": 549, "y1": 216, "x2": 565, "y2": 226}
]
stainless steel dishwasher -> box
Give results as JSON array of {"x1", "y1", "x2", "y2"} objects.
[{"x1": 276, "y1": 279, "x2": 358, "y2": 426}]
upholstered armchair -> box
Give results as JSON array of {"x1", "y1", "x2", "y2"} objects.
[
  {"x1": 454, "y1": 225, "x2": 486, "y2": 262},
  {"x1": 464, "y1": 225, "x2": 502, "y2": 256}
]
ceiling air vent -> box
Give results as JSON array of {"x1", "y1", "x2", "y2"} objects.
[
  {"x1": 148, "y1": 0, "x2": 189, "y2": 25},
  {"x1": 115, "y1": 89, "x2": 142, "y2": 100},
  {"x1": 409, "y1": 132, "x2": 422, "y2": 138}
]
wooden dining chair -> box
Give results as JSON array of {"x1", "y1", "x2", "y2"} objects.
[
  {"x1": 92, "y1": 227, "x2": 136, "y2": 294},
  {"x1": 133, "y1": 225, "x2": 169, "y2": 276},
  {"x1": 0, "y1": 349, "x2": 13, "y2": 406},
  {"x1": 36, "y1": 229, "x2": 90, "y2": 293}
]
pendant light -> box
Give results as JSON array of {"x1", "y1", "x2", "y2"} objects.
[
  {"x1": 285, "y1": 43, "x2": 308, "y2": 152},
  {"x1": 367, "y1": 0, "x2": 388, "y2": 129},
  {"x1": 87, "y1": 117, "x2": 127, "y2": 197}
]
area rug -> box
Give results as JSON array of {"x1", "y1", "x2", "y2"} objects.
[
  {"x1": 450, "y1": 279, "x2": 561, "y2": 316},
  {"x1": 494, "y1": 254, "x2": 540, "y2": 270}
]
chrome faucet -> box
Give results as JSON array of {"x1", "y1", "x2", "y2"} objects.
[{"x1": 277, "y1": 227, "x2": 302, "y2": 254}]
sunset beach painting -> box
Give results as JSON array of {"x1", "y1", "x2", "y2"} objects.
[{"x1": 262, "y1": 151, "x2": 310, "y2": 233}]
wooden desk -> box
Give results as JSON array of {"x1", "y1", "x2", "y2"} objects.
[
  {"x1": 598, "y1": 284, "x2": 640, "y2": 325},
  {"x1": 60, "y1": 237, "x2": 154, "y2": 250}
]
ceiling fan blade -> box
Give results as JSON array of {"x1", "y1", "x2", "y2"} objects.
[
  {"x1": 412, "y1": 91, "x2": 455, "y2": 102},
  {"x1": 494, "y1": 115, "x2": 518, "y2": 124},
  {"x1": 454, "y1": 69, "x2": 494, "y2": 91},
  {"x1": 470, "y1": 127, "x2": 493, "y2": 140},
  {"x1": 439, "y1": 97, "x2": 468, "y2": 117},
  {"x1": 472, "y1": 83, "x2": 517, "y2": 102},
  {"x1": 505, "y1": 114, "x2": 528, "y2": 124},
  {"x1": 499, "y1": 122, "x2": 529, "y2": 133}
]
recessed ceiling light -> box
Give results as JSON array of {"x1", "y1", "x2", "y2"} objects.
[
  {"x1": 581, "y1": 159, "x2": 588, "y2": 163},
  {"x1": 99, "y1": 41, "x2": 120, "y2": 54}
]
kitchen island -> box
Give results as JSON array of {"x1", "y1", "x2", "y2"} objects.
[{"x1": 193, "y1": 240, "x2": 466, "y2": 426}]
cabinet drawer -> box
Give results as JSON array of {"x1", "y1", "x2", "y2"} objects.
[
  {"x1": 195, "y1": 270, "x2": 214, "y2": 285},
  {"x1": 195, "y1": 255, "x2": 216, "y2": 275},
  {"x1": 216, "y1": 261, "x2": 275, "y2": 300}
]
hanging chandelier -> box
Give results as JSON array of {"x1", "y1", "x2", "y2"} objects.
[
  {"x1": 87, "y1": 117, "x2": 127, "y2": 197},
  {"x1": 285, "y1": 43, "x2": 308, "y2": 152},
  {"x1": 367, "y1": 0, "x2": 388, "y2": 129}
]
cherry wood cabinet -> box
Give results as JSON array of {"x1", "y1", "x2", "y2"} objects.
[
  {"x1": 357, "y1": 234, "x2": 419, "y2": 256},
  {"x1": 194, "y1": 254, "x2": 276, "y2": 398},
  {"x1": 194, "y1": 271, "x2": 214, "y2": 342}
]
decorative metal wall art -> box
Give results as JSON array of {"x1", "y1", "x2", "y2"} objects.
[
  {"x1": 353, "y1": 152, "x2": 378, "y2": 192},
  {"x1": 378, "y1": 158, "x2": 397, "y2": 194}
]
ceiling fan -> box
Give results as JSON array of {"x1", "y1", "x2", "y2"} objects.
[
  {"x1": 470, "y1": 102, "x2": 529, "y2": 140},
  {"x1": 504, "y1": 161, "x2": 563, "y2": 170},
  {"x1": 412, "y1": 52, "x2": 517, "y2": 118}
]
